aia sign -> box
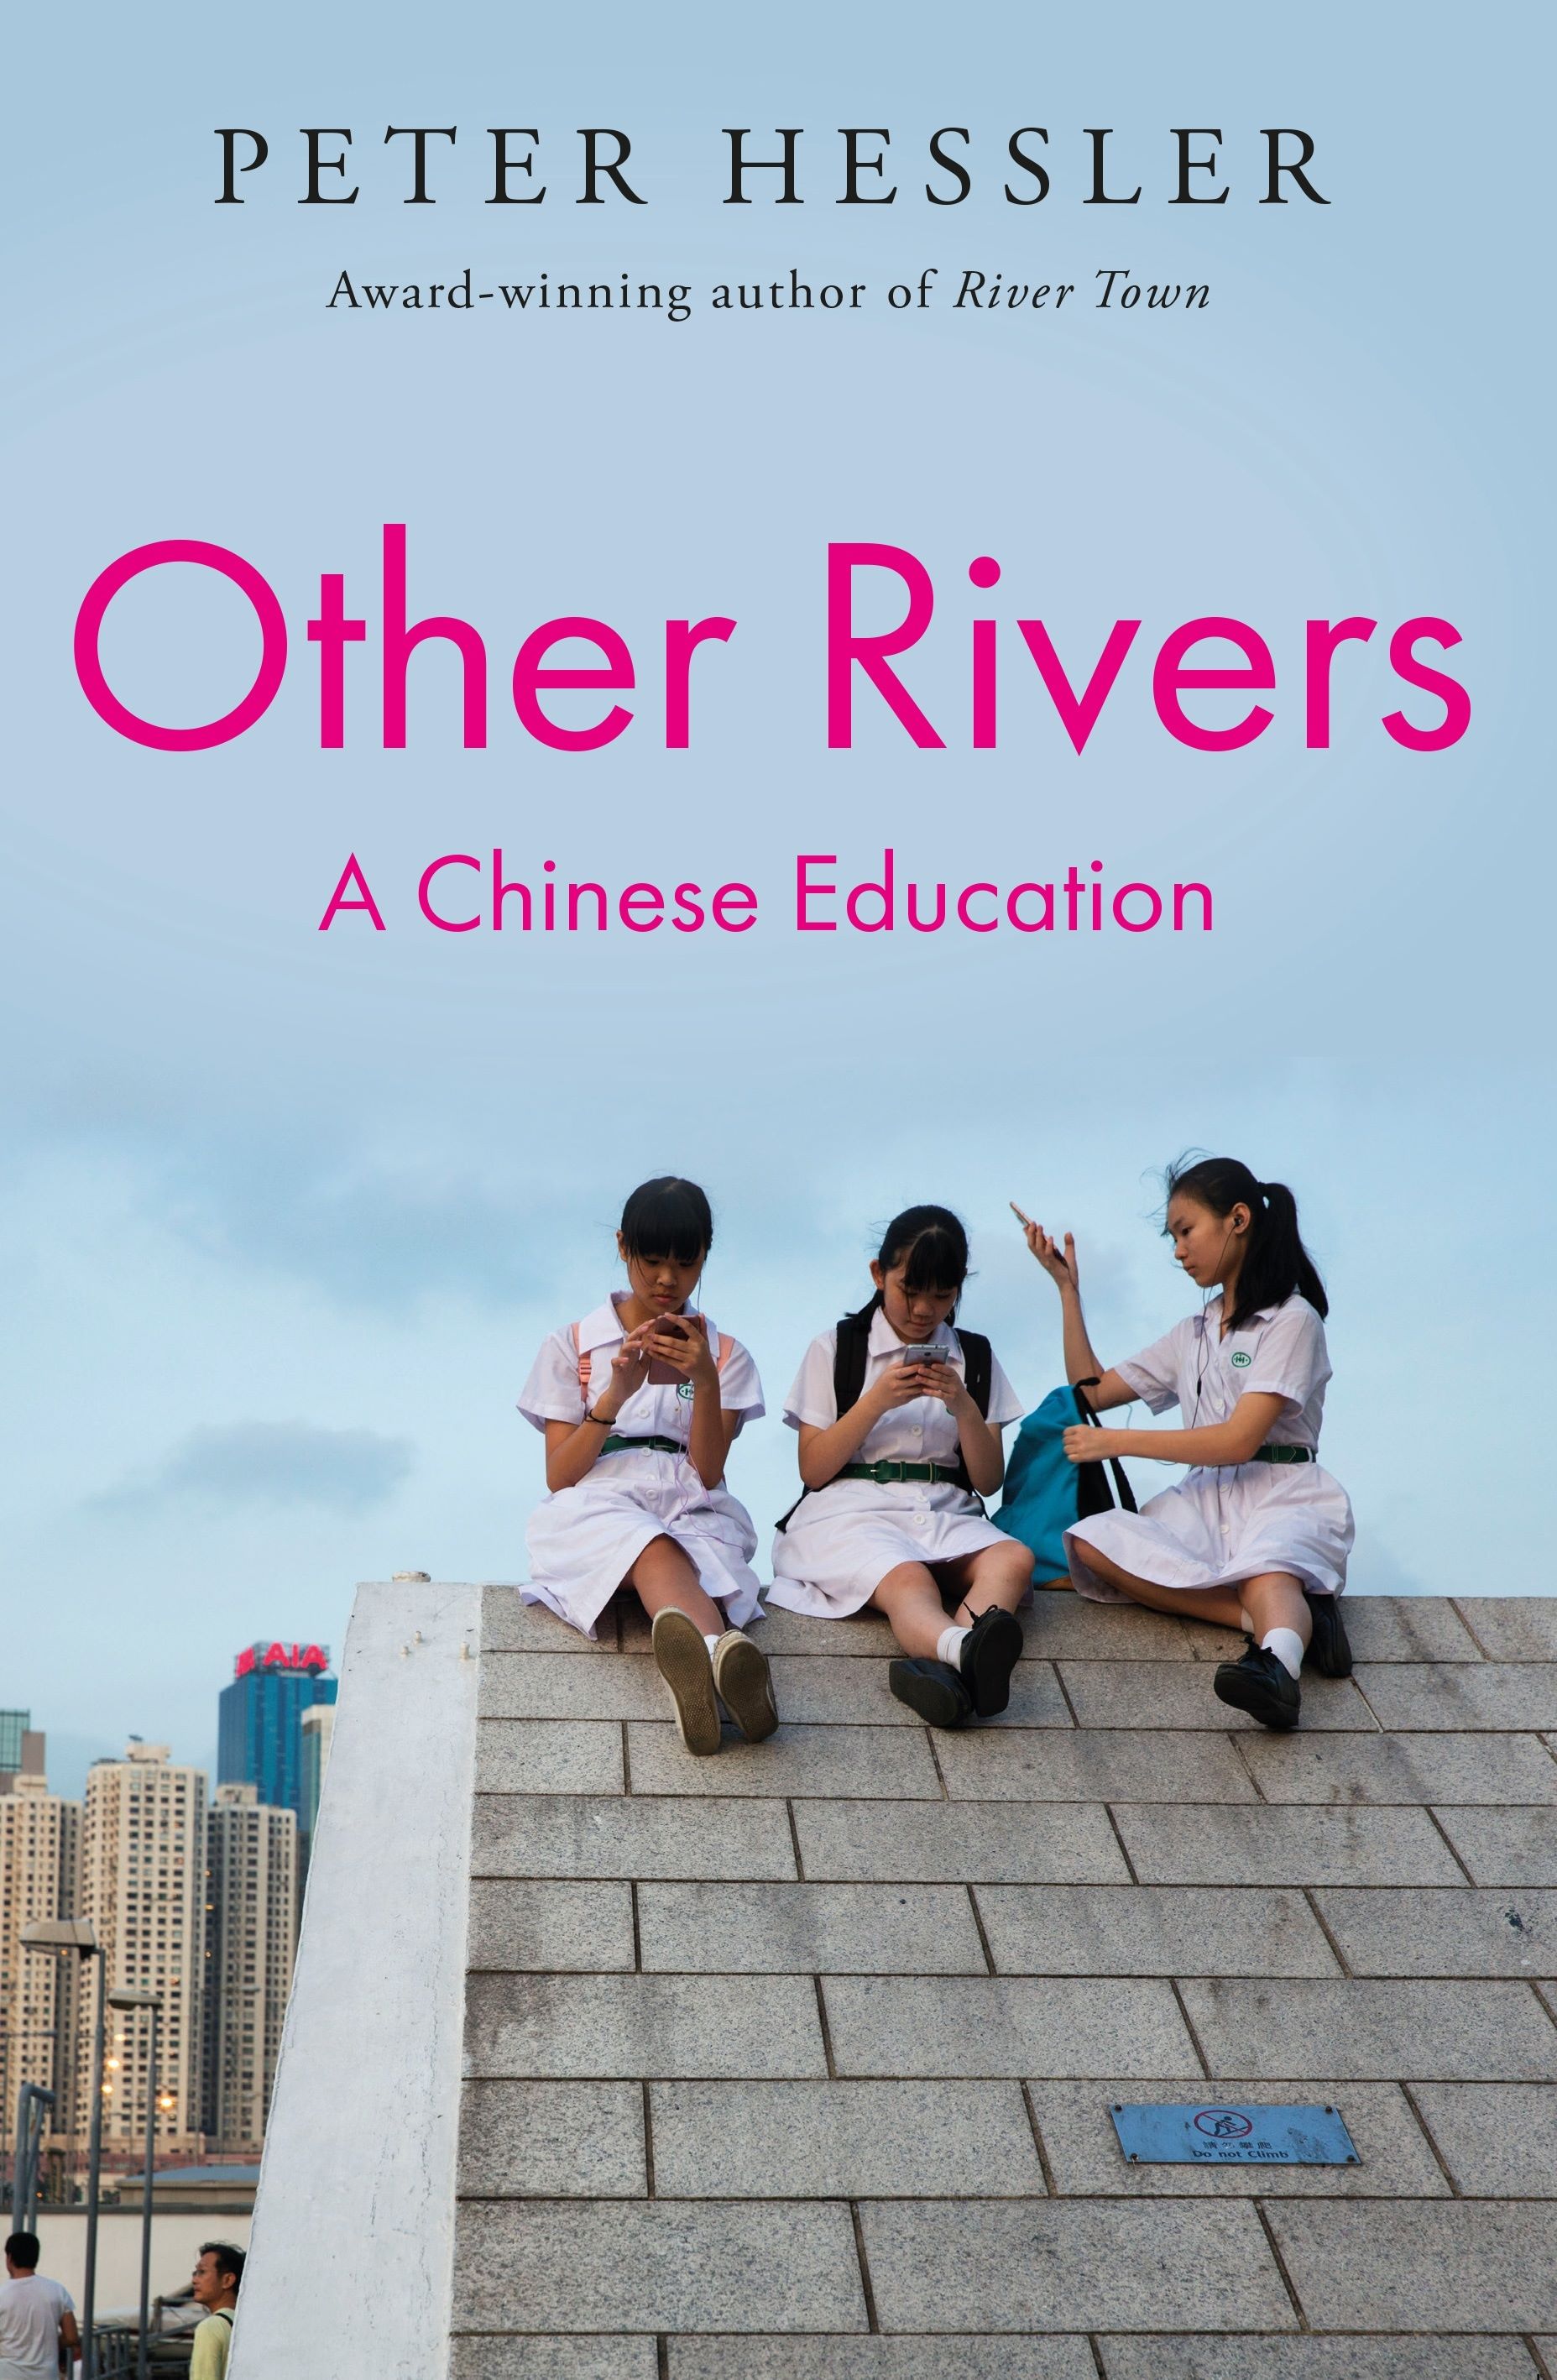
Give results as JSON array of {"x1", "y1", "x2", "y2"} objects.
[{"x1": 234, "y1": 1641, "x2": 331, "y2": 1677}]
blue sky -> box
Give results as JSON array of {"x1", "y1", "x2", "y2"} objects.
[{"x1": 5, "y1": 0, "x2": 1551, "y2": 1796}]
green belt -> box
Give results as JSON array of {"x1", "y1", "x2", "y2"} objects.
[
  {"x1": 1252, "y1": 1446, "x2": 1315, "y2": 1465},
  {"x1": 601, "y1": 1435, "x2": 685, "y2": 1457},
  {"x1": 839, "y1": 1459, "x2": 961, "y2": 1486}
]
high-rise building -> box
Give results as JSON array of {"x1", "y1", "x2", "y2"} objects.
[
  {"x1": 297, "y1": 1703, "x2": 335, "y2": 1893},
  {"x1": 217, "y1": 1641, "x2": 337, "y2": 1823},
  {"x1": 201, "y1": 1783, "x2": 296, "y2": 2153},
  {"x1": 0, "y1": 1711, "x2": 44, "y2": 1788},
  {"x1": 0, "y1": 1742, "x2": 81, "y2": 2142},
  {"x1": 76, "y1": 1743, "x2": 208, "y2": 2156}
]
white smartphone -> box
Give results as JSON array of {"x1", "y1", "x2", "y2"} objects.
[{"x1": 897, "y1": 1342, "x2": 953, "y2": 1368}]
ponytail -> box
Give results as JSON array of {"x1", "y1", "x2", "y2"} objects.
[{"x1": 1165, "y1": 1156, "x2": 1328, "y2": 1331}]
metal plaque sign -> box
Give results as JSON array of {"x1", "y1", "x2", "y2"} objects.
[{"x1": 1110, "y1": 2101, "x2": 1360, "y2": 2166}]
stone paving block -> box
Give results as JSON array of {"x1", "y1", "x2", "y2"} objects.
[
  {"x1": 1409, "y1": 2081, "x2": 1557, "y2": 2194},
  {"x1": 859, "y1": 2199, "x2": 1295, "y2": 2332},
  {"x1": 649, "y1": 2078, "x2": 1044, "y2": 2196},
  {"x1": 1314, "y1": 1887, "x2": 1557, "y2": 1977},
  {"x1": 1240, "y1": 1731, "x2": 1557, "y2": 1805},
  {"x1": 457, "y1": 2079, "x2": 645, "y2": 2195},
  {"x1": 1029, "y1": 2076, "x2": 1447, "y2": 2197},
  {"x1": 468, "y1": 1879, "x2": 635, "y2": 1971},
  {"x1": 465, "y1": 1972, "x2": 827, "y2": 2079},
  {"x1": 822, "y1": 1975, "x2": 1194, "y2": 2077},
  {"x1": 1338, "y1": 1598, "x2": 1486, "y2": 1663},
  {"x1": 626, "y1": 1723, "x2": 943, "y2": 1798},
  {"x1": 1178, "y1": 1977, "x2": 1557, "y2": 2079},
  {"x1": 1355, "y1": 1663, "x2": 1557, "y2": 1730},
  {"x1": 453, "y1": 2341, "x2": 656, "y2": 2380},
  {"x1": 471, "y1": 1793, "x2": 797, "y2": 1880},
  {"x1": 671, "y1": 2338, "x2": 1096, "y2": 2378},
  {"x1": 975, "y1": 1884, "x2": 1339, "y2": 1977},
  {"x1": 1434, "y1": 1806, "x2": 1557, "y2": 1884},
  {"x1": 481, "y1": 1652, "x2": 670, "y2": 1721},
  {"x1": 455, "y1": 2199, "x2": 866, "y2": 2333},
  {"x1": 1186, "y1": 1624, "x2": 1251, "y2": 1663},
  {"x1": 1022, "y1": 1598, "x2": 1199, "y2": 1660},
  {"x1": 934, "y1": 1729, "x2": 1257, "y2": 1805},
  {"x1": 474, "y1": 1718, "x2": 624, "y2": 1794},
  {"x1": 480, "y1": 1586, "x2": 619, "y2": 1653},
  {"x1": 637, "y1": 1881, "x2": 986, "y2": 1975},
  {"x1": 1097, "y1": 2340, "x2": 1535, "y2": 2380},
  {"x1": 1456, "y1": 1599, "x2": 1557, "y2": 1661},
  {"x1": 793, "y1": 1798, "x2": 1129, "y2": 1883},
  {"x1": 745, "y1": 1607, "x2": 897, "y2": 1655},
  {"x1": 1267, "y1": 2199, "x2": 1557, "y2": 2330},
  {"x1": 760, "y1": 1656, "x2": 1069, "y2": 1727},
  {"x1": 1060, "y1": 1661, "x2": 1377, "y2": 1732},
  {"x1": 1114, "y1": 1803, "x2": 1465, "y2": 1886}
]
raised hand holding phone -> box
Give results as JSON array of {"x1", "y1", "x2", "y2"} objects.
[{"x1": 1012, "y1": 1201, "x2": 1079, "y2": 1295}]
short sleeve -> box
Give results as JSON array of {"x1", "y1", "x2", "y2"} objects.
[
  {"x1": 783, "y1": 1330, "x2": 839, "y2": 1431},
  {"x1": 1116, "y1": 1324, "x2": 1185, "y2": 1414},
  {"x1": 984, "y1": 1350, "x2": 1026, "y2": 1429},
  {"x1": 713, "y1": 1332, "x2": 765, "y2": 1426},
  {"x1": 1241, "y1": 1300, "x2": 1330, "y2": 1411},
  {"x1": 517, "y1": 1328, "x2": 587, "y2": 1433}
]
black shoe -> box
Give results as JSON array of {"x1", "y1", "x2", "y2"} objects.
[
  {"x1": 889, "y1": 1656, "x2": 974, "y2": 1729},
  {"x1": 1304, "y1": 1591, "x2": 1353, "y2": 1679},
  {"x1": 959, "y1": 1607, "x2": 1024, "y2": 1718},
  {"x1": 1213, "y1": 1639, "x2": 1302, "y2": 1730}
]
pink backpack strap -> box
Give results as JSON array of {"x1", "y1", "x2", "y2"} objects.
[{"x1": 571, "y1": 1321, "x2": 591, "y2": 1401}]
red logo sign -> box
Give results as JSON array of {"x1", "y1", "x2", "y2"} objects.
[{"x1": 233, "y1": 1642, "x2": 330, "y2": 1677}]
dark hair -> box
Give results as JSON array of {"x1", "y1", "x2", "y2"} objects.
[
  {"x1": 619, "y1": 1177, "x2": 713, "y2": 1266},
  {"x1": 199, "y1": 2241, "x2": 246, "y2": 2291},
  {"x1": 5, "y1": 2233, "x2": 39, "y2": 2270},
  {"x1": 1165, "y1": 1155, "x2": 1328, "y2": 1330},
  {"x1": 853, "y1": 1204, "x2": 970, "y2": 1321}
]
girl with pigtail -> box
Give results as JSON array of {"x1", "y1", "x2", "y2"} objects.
[{"x1": 1021, "y1": 1157, "x2": 1355, "y2": 1729}]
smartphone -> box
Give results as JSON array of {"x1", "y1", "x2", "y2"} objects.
[
  {"x1": 897, "y1": 1341, "x2": 953, "y2": 1370},
  {"x1": 646, "y1": 1310, "x2": 703, "y2": 1385},
  {"x1": 1010, "y1": 1200, "x2": 1034, "y2": 1229}
]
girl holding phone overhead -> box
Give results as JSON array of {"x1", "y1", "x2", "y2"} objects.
[
  {"x1": 769, "y1": 1204, "x2": 1033, "y2": 1729},
  {"x1": 1018, "y1": 1157, "x2": 1354, "y2": 1731},
  {"x1": 517, "y1": 1175, "x2": 776, "y2": 1756}
]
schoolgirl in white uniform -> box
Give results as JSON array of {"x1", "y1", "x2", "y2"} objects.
[
  {"x1": 518, "y1": 1175, "x2": 777, "y2": 1756},
  {"x1": 769, "y1": 1205, "x2": 1033, "y2": 1728},
  {"x1": 1021, "y1": 1155, "x2": 1354, "y2": 1729}
]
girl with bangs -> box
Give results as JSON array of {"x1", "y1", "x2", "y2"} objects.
[
  {"x1": 518, "y1": 1175, "x2": 776, "y2": 1756},
  {"x1": 770, "y1": 1205, "x2": 1033, "y2": 1728}
]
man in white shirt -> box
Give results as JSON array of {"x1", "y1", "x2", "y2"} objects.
[{"x1": 0, "y1": 2233, "x2": 79, "y2": 2380}]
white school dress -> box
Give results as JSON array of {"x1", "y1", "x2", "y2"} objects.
[
  {"x1": 1066, "y1": 1290, "x2": 1354, "y2": 1603},
  {"x1": 767, "y1": 1306, "x2": 1027, "y2": 1619},
  {"x1": 519, "y1": 1295, "x2": 765, "y2": 1639}
]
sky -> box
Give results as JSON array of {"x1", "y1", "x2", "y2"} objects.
[{"x1": 4, "y1": 0, "x2": 1551, "y2": 1797}]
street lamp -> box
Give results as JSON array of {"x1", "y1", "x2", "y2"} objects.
[
  {"x1": 107, "y1": 1987, "x2": 161, "y2": 2380},
  {"x1": 21, "y1": 1921, "x2": 103, "y2": 2380}
]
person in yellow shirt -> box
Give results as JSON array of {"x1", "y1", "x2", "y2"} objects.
[{"x1": 188, "y1": 2243, "x2": 243, "y2": 2380}]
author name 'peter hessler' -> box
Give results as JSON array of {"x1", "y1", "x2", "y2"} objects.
[{"x1": 316, "y1": 852, "x2": 1213, "y2": 940}]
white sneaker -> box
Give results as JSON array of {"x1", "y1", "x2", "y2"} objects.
[
  {"x1": 712, "y1": 1629, "x2": 779, "y2": 1743},
  {"x1": 650, "y1": 1608, "x2": 722, "y2": 1755}
]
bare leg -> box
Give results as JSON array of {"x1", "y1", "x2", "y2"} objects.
[
  {"x1": 938, "y1": 1538, "x2": 1035, "y2": 1624},
  {"x1": 870, "y1": 1563, "x2": 955, "y2": 1659},
  {"x1": 1070, "y1": 1541, "x2": 1311, "y2": 1647},
  {"x1": 626, "y1": 1534, "x2": 726, "y2": 1636}
]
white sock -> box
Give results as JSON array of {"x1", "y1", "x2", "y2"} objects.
[
  {"x1": 703, "y1": 1633, "x2": 721, "y2": 1656},
  {"x1": 937, "y1": 1624, "x2": 970, "y2": 1669},
  {"x1": 1261, "y1": 1627, "x2": 1304, "y2": 1681}
]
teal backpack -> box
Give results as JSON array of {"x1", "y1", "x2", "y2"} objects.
[{"x1": 994, "y1": 1378, "x2": 1138, "y2": 1583}]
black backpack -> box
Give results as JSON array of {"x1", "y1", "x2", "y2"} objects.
[{"x1": 776, "y1": 1311, "x2": 993, "y2": 1530}]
